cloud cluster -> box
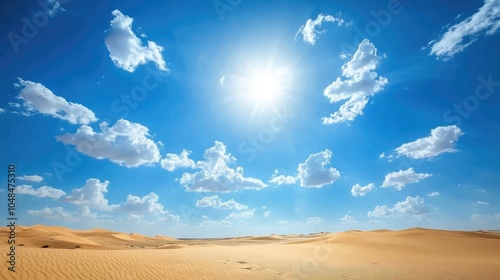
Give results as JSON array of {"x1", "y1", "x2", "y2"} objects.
[
  {"x1": 296, "y1": 13, "x2": 345, "y2": 45},
  {"x1": 160, "y1": 149, "x2": 195, "y2": 171},
  {"x1": 179, "y1": 141, "x2": 267, "y2": 192},
  {"x1": 14, "y1": 79, "x2": 98, "y2": 125},
  {"x1": 429, "y1": 0, "x2": 500, "y2": 59},
  {"x1": 64, "y1": 179, "x2": 119, "y2": 211},
  {"x1": 322, "y1": 40, "x2": 388, "y2": 124},
  {"x1": 56, "y1": 119, "x2": 161, "y2": 167},
  {"x1": 368, "y1": 196, "x2": 427, "y2": 218},
  {"x1": 395, "y1": 125, "x2": 463, "y2": 159},
  {"x1": 340, "y1": 214, "x2": 358, "y2": 224},
  {"x1": 382, "y1": 168, "x2": 432, "y2": 190},
  {"x1": 105, "y1": 10, "x2": 168, "y2": 72},
  {"x1": 196, "y1": 195, "x2": 248, "y2": 210}
]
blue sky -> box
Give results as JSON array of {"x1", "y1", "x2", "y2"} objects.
[{"x1": 0, "y1": 0, "x2": 499, "y2": 238}]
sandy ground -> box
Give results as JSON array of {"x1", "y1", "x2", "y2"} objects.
[{"x1": 1, "y1": 226, "x2": 499, "y2": 279}]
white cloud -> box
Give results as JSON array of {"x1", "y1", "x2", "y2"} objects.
[
  {"x1": 368, "y1": 196, "x2": 427, "y2": 218},
  {"x1": 160, "y1": 149, "x2": 195, "y2": 171},
  {"x1": 322, "y1": 40, "x2": 388, "y2": 124},
  {"x1": 269, "y1": 170, "x2": 297, "y2": 185},
  {"x1": 105, "y1": 10, "x2": 168, "y2": 72},
  {"x1": 428, "y1": 191, "x2": 441, "y2": 197},
  {"x1": 27, "y1": 206, "x2": 96, "y2": 221},
  {"x1": 297, "y1": 149, "x2": 340, "y2": 188},
  {"x1": 196, "y1": 195, "x2": 248, "y2": 210},
  {"x1": 120, "y1": 193, "x2": 166, "y2": 214},
  {"x1": 296, "y1": 13, "x2": 345, "y2": 45},
  {"x1": 263, "y1": 211, "x2": 271, "y2": 218},
  {"x1": 340, "y1": 214, "x2": 358, "y2": 224},
  {"x1": 306, "y1": 217, "x2": 324, "y2": 225},
  {"x1": 14, "y1": 79, "x2": 98, "y2": 125},
  {"x1": 0, "y1": 108, "x2": 5, "y2": 113},
  {"x1": 219, "y1": 76, "x2": 225, "y2": 86},
  {"x1": 16, "y1": 185, "x2": 66, "y2": 200},
  {"x1": 429, "y1": 0, "x2": 500, "y2": 59},
  {"x1": 56, "y1": 119, "x2": 161, "y2": 167},
  {"x1": 477, "y1": 201, "x2": 489, "y2": 205},
  {"x1": 351, "y1": 183, "x2": 374, "y2": 197},
  {"x1": 226, "y1": 209, "x2": 255, "y2": 220},
  {"x1": 158, "y1": 213, "x2": 180, "y2": 223},
  {"x1": 18, "y1": 175, "x2": 44, "y2": 182},
  {"x1": 64, "y1": 178, "x2": 119, "y2": 211},
  {"x1": 199, "y1": 219, "x2": 232, "y2": 228},
  {"x1": 394, "y1": 125, "x2": 464, "y2": 159},
  {"x1": 180, "y1": 141, "x2": 267, "y2": 192},
  {"x1": 382, "y1": 168, "x2": 432, "y2": 191}
]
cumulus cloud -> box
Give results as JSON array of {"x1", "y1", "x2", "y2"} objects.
[
  {"x1": 306, "y1": 217, "x2": 324, "y2": 225},
  {"x1": 340, "y1": 214, "x2": 358, "y2": 224},
  {"x1": 18, "y1": 175, "x2": 44, "y2": 182},
  {"x1": 120, "y1": 193, "x2": 166, "y2": 214},
  {"x1": 368, "y1": 196, "x2": 427, "y2": 218},
  {"x1": 13, "y1": 79, "x2": 98, "y2": 125},
  {"x1": 297, "y1": 149, "x2": 340, "y2": 188},
  {"x1": 296, "y1": 13, "x2": 345, "y2": 45},
  {"x1": 16, "y1": 185, "x2": 66, "y2": 200},
  {"x1": 160, "y1": 149, "x2": 195, "y2": 171},
  {"x1": 351, "y1": 183, "x2": 374, "y2": 197},
  {"x1": 382, "y1": 168, "x2": 432, "y2": 191},
  {"x1": 105, "y1": 10, "x2": 168, "y2": 72},
  {"x1": 56, "y1": 119, "x2": 161, "y2": 167},
  {"x1": 322, "y1": 40, "x2": 388, "y2": 124},
  {"x1": 428, "y1": 0, "x2": 500, "y2": 60},
  {"x1": 394, "y1": 125, "x2": 464, "y2": 159},
  {"x1": 64, "y1": 178, "x2": 119, "y2": 211},
  {"x1": 226, "y1": 209, "x2": 255, "y2": 220},
  {"x1": 180, "y1": 141, "x2": 267, "y2": 192},
  {"x1": 428, "y1": 191, "x2": 441, "y2": 197},
  {"x1": 196, "y1": 195, "x2": 248, "y2": 210},
  {"x1": 263, "y1": 211, "x2": 271, "y2": 218},
  {"x1": 269, "y1": 170, "x2": 297, "y2": 185}
]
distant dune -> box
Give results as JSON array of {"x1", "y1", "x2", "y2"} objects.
[{"x1": 1, "y1": 225, "x2": 499, "y2": 279}]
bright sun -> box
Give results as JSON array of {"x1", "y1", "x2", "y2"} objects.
[{"x1": 247, "y1": 74, "x2": 280, "y2": 103}]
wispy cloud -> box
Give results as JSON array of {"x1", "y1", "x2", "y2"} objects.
[
  {"x1": 428, "y1": 0, "x2": 500, "y2": 60},
  {"x1": 382, "y1": 168, "x2": 432, "y2": 191},
  {"x1": 296, "y1": 13, "x2": 345, "y2": 45}
]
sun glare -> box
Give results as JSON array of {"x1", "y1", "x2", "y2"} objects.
[{"x1": 248, "y1": 74, "x2": 280, "y2": 103}]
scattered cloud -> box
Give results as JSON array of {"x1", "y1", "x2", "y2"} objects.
[
  {"x1": 219, "y1": 76, "x2": 225, "y2": 86},
  {"x1": 368, "y1": 196, "x2": 427, "y2": 218},
  {"x1": 340, "y1": 214, "x2": 358, "y2": 224},
  {"x1": 428, "y1": 0, "x2": 500, "y2": 59},
  {"x1": 105, "y1": 10, "x2": 168, "y2": 72},
  {"x1": 394, "y1": 125, "x2": 463, "y2": 159},
  {"x1": 477, "y1": 201, "x2": 489, "y2": 205},
  {"x1": 27, "y1": 206, "x2": 97, "y2": 221},
  {"x1": 306, "y1": 217, "x2": 324, "y2": 225},
  {"x1": 382, "y1": 168, "x2": 432, "y2": 191},
  {"x1": 322, "y1": 40, "x2": 388, "y2": 124},
  {"x1": 180, "y1": 141, "x2": 267, "y2": 192},
  {"x1": 297, "y1": 149, "x2": 340, "y2": 188},
  {"x1": 64, "y1": 178, "x2": 119, "y2": 211},
  {"x1": 226, "y1": 209, "x2": 255, "y2": 220},
  {"x1": 263, "y1": 211, "x2": 271, "y2": 218},
  {"x1": 428, "y1": 191, "x2": 441, "y2": 197},
  {"x1": 196, "y1": 195, "x2": 248, "y2": 210},
  {"x1": 158, "y1": 213, "x2": 180, "y2": 223},
  {"x1": 18, "y1": 175, "x2": 44, "y2": 182},
  {"x1": 296, "y1": 13, "x2": 345, "y2": 45},
  {"x1": 199, "y1": 219, "x2": 232, "y2": 228},
  {"x1": 16, "y1": 185, "x2": 66, "y2": 200},
  {"x1": 160, "y1": 149, "x2": 195, "y2": 171},
  {"x1": 351, "y1": 183, "x2": 374, "y2": 197},
  {"x1": 56, "y1": 119, "x2": 161, "y2": 167},
  {"x1": 13, "y1": 79, "x2": 98, "y2": 125}
]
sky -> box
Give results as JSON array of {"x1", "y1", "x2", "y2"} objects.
[{"x1": 0, "y1": 0, "x2": 499, "y2": 238}]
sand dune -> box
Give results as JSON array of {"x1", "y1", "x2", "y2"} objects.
[{"x1": 1, "y1": 226, "x2": 499, "y2": 279}]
